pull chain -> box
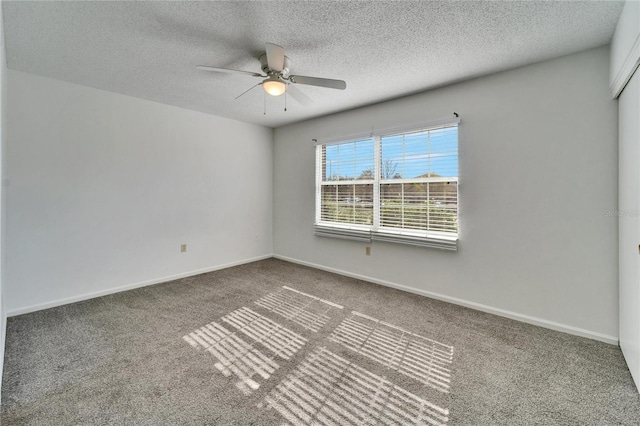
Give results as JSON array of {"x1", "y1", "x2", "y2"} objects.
[
  {"x1": 263, "y1": 90, "x2": 266, "y2": 115},
  {"x1": 284, "y1": 86, "x2": 288, "y2": 112}
]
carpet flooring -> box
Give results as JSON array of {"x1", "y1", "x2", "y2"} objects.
[{"x1": 2, "y1": 258, "x2": 639, "y2": 425}]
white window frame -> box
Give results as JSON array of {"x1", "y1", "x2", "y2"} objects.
[{"x1": 314, "y1": 118, "x2": 460, "y2": 250}]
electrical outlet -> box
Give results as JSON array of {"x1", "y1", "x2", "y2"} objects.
[
  {"x1": 365, "y1": 246, "x2": 371, "y2": 256},
  {"x1": 181, "y1": 244, "x2": 187, "y2": 253}
]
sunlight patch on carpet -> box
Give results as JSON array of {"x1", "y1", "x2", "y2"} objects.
[
  {"x1": 183, "y1": 307, "x2": 307, "y2": 394},
  {"x1": 255, "y1": 286, "x2": 343, "y2": 332},
  {"x1": 222, "y1": 307, "x2": 307, "y2": 360},
  {"x1": 329, "y1": 311, "x2": 454, "y2": 393},
  {"x1": 259, "y1": 346, "x2": 449, "y2": 425}
]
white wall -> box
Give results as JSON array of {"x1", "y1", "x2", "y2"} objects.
[
  {"x1": 273, "y1": 46, "x2": 619, "y2": 343},
  {"x1": 5, "y1": 70, "x2": 273, "y2": 314}
]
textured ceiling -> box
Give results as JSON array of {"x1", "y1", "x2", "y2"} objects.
[{"x1": 2, "y1": 1, "x2": 624, "y2": 128}]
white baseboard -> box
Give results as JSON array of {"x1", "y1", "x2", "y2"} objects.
[
  {"x1": 8, "y1": 252, "x2": 619, "y2": 346},
  {"x1": 273, "y1": 254, "x2": 619, "y2": 345},
  {"x1": 7, "y1": 254, "x2": 273, "y2": 317}
]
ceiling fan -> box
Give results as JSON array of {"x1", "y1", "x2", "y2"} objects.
[{"x1": 197, "y1": 43, "x2": 346, "y2": 106}]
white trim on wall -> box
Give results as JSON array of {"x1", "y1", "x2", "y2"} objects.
[
  {"x1": 610, "y1": 33, "x2": 640, "y2": 98},
  {"x1": 7, "y1": 250, "x2": 619, "y2": 345},
  {"x1": 273, "y1": 254, "x2": 619, "y2": 345},
  {"x1": 610, "y1": 0, "x2": 640, "y2": 98},
  {"x1": 6, "y1": 254, "x2": 273, "y2": 317}
]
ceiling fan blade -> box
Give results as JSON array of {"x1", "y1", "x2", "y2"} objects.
[
  {"x1": 289, "y1": 75, "x2": 346, "y2": 90},
  {"x1": 286, "y1": 83, "x2": 313, "y2": 106},
  {"x1": 196, "y1": 66, "x2": 264, "y2": 77},
  {"x1": 265, "y1": 43, "x2": 285, "y2": 72},
  {"x1": 234, "y1": 83, "x2": 262, "y2": 100}
]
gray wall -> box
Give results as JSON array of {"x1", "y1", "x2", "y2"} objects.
[
  {"x1": 5, "y1": 70, "x2": 274, "y2": 314},
  {"x1": 273, "y1": 46, "x2": 619, "y2": 342}
]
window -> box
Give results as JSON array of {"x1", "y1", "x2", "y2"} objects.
[{"x1": 315, "y1": 120, "x2": 459, "y2": 250}]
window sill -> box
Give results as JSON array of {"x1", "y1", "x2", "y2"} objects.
[
  {"x1": 313, "y1": 224, "x2": 458, "y2": 251},
  {"x1": 313, "y1": 224, "x2": 372, "y2": 242}
]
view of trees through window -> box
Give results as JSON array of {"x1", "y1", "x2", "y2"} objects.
[{"x1": 317, "y1": 125, "x2": 458, "y2": 236}]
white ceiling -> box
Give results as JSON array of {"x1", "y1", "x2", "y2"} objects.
[{"x1": 2, "y1": 1, "x2": 624, "y2": 128}]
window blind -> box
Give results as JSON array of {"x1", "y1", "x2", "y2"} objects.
[
  {"x1": 379, "y1": 126, "x2": 458, "y2": 235},
  {"x1": 315, "y1": 120, "x2": 459, "y2": 249},
  {"x1": 317, "y1": 138, "x2": 375, "y2": 228}
]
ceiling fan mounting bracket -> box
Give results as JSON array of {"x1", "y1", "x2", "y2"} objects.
[{"x1": 259, "y1": 53, "x2": 290, "y2": 78}]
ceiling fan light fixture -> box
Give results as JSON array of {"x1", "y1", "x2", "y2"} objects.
[
  {"x1": 262, "y1": 78, "x2": 286, "y2": 96},
  {"x1": 197, "y1": 42, "x2": 346, "y2": 107}
]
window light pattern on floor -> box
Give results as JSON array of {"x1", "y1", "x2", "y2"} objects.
[
  {"x1": 183, "y1": 321, "x2": 276, "y2": 395},
  {"x1": 183, "y1": 307, "x2": 307, "y2": 395},
  {"x1": 222, "y1": 307, "x2": 307, "y2": 359},
  {"x1": 259, "y1": 346, "x2": 449, "y2": 426},
  {"x1": 255, "y1": 286, "x2": 344, "y2": 332},
  {"x1": 328, "y1": 311, "x2": 454, "y2": 393}
]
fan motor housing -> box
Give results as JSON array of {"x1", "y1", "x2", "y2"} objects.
[{"x1": 260, "y1": 54, "x2": 290, "y2": 77}]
